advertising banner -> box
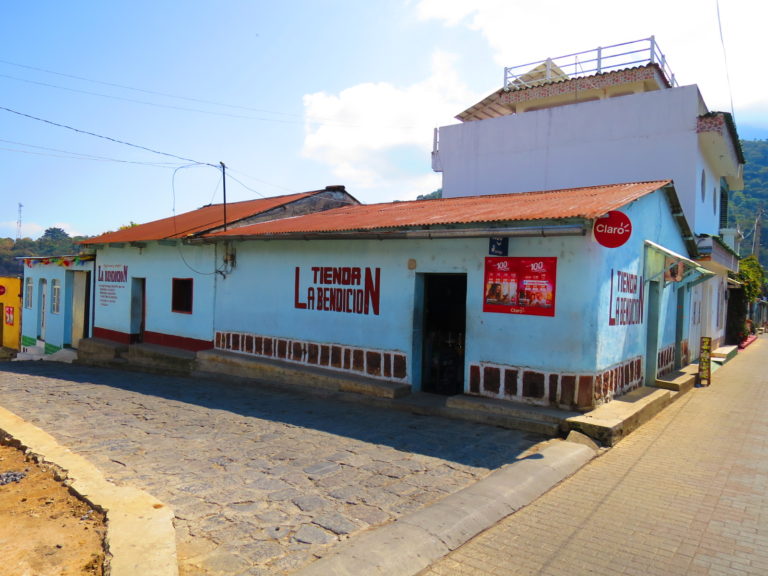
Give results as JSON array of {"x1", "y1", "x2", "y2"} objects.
[{"x1": 484, "y1": 257, "x2": 557, "y2": 316}]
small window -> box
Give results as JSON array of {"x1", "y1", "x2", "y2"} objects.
[
  {"x1": 713, "y1": 186, "x2": 718, "y2": 215},
  {"x1": 719, "y1": 183, "x2": 729, "y2": 228},
  {"x1": 172, "y1": 278, "x2": 193, "y2": 314},
  {"x1": 700, "y1": 169, "x2": 706, "y2": 202},
  {"x1": 51, "y1": 279, "x2": 61, "y2": 314},
  {"x1": 24, "y1": 277, "x2": 33, "y2": 309}
]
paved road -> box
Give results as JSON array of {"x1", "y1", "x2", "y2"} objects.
[
  {"x1": 0, "y1": 362, "x2": 547, "y2": 576},
  {"x1": 420, "y1": 338, "x2": 768, "y2": 576}
]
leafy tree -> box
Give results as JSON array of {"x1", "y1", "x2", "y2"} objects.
[
  {"x1": 738, "y1": 255, "x2": 766, "y2": 303},
  {"x1": 0, "y1": 229, "x2": 91, "y2": 276},
  {"x1": 417, "y1": 188, "x2": 443, "y2": 200},
  {"x1": 732, "y1": 140, "x2": 768, "y2": 267}
]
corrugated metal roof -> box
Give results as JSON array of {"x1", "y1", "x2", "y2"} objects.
[
  {"x1": 209, "y1": 181, "x2": 672, "y2": 239},
  {"x1": 82, "y1": 191, "x2": 321, "y2": 244}
]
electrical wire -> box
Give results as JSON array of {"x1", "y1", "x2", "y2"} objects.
[
  {"x1": 0, "y1": 59, "x2": 421, "y2": 129},
  {"x1": 171, "y1": 163, "x2": 221, "y2": 276},
  {"x1": 0, "y1": 104, "x2": 214, "y2": 166},
  {"x1": 0, "y1": 57, "x2": 305, "y2": 118},
  {"x1": 0, "y1": 72, "x2": 309, "y2": 124},
  {"x1": 0, "y1": 137, "x2": 182, "y2": 167},
  {"x1": 715, "y1": 0, "x2": 736, "y2": 120}
]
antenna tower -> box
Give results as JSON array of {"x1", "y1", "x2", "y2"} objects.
[{"x1": 16, "y1": 203, "x2": 23, "y2": 241}]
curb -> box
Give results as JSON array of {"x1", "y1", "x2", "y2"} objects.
[
  {"x1": 0, "y1": 405, "x2": 178, "y2": 576},
  {"x1": 293, "y1": 438, "x2": 598, "y2": 576}
]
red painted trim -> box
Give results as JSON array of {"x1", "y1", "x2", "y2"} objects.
[
  {"x1": 143, "y1": 331, "x2": 213, "y2": 352},
  {"x1": 93, "y1": 327, "x2": 132, "y2": 345}
]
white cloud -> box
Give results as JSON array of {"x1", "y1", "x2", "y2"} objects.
[
  {"x1": 302, "y1": 51, "x2": 479, "y2": 196},
  {"x1": 416, "y1": 0, "x2": 767, "y2": 126}
]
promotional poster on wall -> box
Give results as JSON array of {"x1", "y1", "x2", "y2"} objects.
[{"x1": 484, "y1": 257, "x2": 557, "y2": 316}]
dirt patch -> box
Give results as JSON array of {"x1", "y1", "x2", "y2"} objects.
[{"x1": 0, "y1": 440, "x2": 107, "y2": 576}]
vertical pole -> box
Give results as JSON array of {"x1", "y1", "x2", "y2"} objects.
[
  {"x1": 597, "y1": 47, "x2": 602, "y2": 74},
  {"x1": 220, "y1": 162, "x2": 227, "y2": 231}
]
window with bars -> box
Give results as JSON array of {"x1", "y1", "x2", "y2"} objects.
[
  {"x1": 24, "y1": 278, "x2": 33, "y2": 309},
  {"x1": 51, "y1": 279, "x2": 61, "y2": 314}
]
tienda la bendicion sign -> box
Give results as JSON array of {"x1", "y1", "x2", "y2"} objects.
[{"x1": 594, "y1": 211, "x2": 632, "y2": 248}]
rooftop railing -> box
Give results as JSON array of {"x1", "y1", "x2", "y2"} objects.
[{"x1": 503, "y1": 36, "x2": 677, "y2": 91}]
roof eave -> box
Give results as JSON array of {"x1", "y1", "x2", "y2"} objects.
[{"x1": 196, "y1": 219, "x2": 590, "y2": 242}]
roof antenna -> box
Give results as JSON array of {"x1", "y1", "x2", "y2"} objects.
[
  {"x1": 16, "y1": 203, "x2": 23, "y2": 240},
  {"x1": 220, "y1": 162, "x2": 228, "y2": 231}
]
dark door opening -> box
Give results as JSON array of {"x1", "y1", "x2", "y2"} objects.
[
  {"x1": 130, "y1": 278, "x2": 146, "y2": 344},
  {"x1": 421, "y1": 274, "x2": 466, "y2": 395}
]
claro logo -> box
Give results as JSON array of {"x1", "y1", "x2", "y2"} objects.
[
  {"x1": 595, "y1": 222, "x2": 630, "y2": 234},
  {"x1": 594, "y1": 211, "x2": 632, "y2": 248}
]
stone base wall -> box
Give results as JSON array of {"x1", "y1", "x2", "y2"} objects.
[
  {"x1": 468, "y1": 356, "x2": 643, "y2": 411},
  {"x1": 214, "y1": 331, "x2": 407, "y2": 382},
  {"x1": 657, "y1": 340, "x2": 690, "y2": 377}
]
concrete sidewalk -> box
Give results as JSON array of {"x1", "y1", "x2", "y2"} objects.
[{"x1": 420, "y1": 338, "x2": 768, "y2": 576}]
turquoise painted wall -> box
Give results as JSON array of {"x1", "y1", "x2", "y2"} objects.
[
  {"x1": 214, "y1": 187, "x2": 696, "y2": 385},
  {"x1": 94, "y1": 243, "x2": 217, "y2": 342},
  {"x1": 21, "y1": 260, "x2": 93, "y2": 350},
  {"x1": 593, "y1": 191, "x2": 693, "y2": 369},
  {"x1": 214, "y1": 232, "x2": 605, "y2": 381}
]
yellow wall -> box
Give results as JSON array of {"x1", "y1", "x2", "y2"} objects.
[{"x1": 0, "y1": 277, "x2": 22, "y2": 350}]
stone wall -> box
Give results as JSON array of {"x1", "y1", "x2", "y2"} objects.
[
  {"x1": 468, "y1": 356, "x2": 644, "y2": 411},
  {"x1": 214, "y1": 331, "x2": 407, "y2": 382}
]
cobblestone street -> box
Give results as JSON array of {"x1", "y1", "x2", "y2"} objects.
[{"x1": 0, "y1": 362, "x2": 546, "y2": 575}]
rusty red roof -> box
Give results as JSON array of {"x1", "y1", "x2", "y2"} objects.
[
  {"x1": 208, "y1": 181, "x2": 672, "y2": 239},
  {"x1": 82, "y1": 191, "x2": 324, "y2": 244}
]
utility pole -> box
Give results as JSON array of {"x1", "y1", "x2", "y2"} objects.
[
  {"x1": 752, "y1": 207, "x2": 764, "y2": 258},
  {"x1": 220, "y1": 162, "x2": 228, "y2": 231},
  {"x1": 16, "y1": 203, "x2": 22, "y2": 241}
]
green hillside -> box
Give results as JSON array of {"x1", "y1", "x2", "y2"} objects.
[{"x1": 731, "y1": 140, "x2": 768, "y2": 268}]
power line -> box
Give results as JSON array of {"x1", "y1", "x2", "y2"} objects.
[
  {"x1": 0, "y1": 105, "x2": 214, "y2": 166},
  {"x1": 0, "y1": 57, "x2": 303, "y2": 118},
  {"x1": 715, "y1": 0, "x2": 736, "y2": 120},
  {"x1": 0, "y1": 58, "x2": 420, "y2": 129},
  {"x1": 0, "y1": 137, "x2": 182, "y2": 167},
  {"x1": 0, "y1": 72, "x2": 308, "y2": 124}
]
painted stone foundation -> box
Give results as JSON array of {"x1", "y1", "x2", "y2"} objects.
[
  {"x1": 214, "y1": 331, "x2": 407, "y2": 382},
  {"x1": 469, "y1": 356, "x2": 644, "y2": 411},
  {"x1": 657, "y1": 339, "x2": 690, "y2": 377}
]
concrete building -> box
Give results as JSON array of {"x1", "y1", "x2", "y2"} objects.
[
  {"x1": 0, "y1": 276, "x2": 22, "y2": 352},
  {"x1": 18, "y1": 255, "x2": 95, "y2": 356},
  {"x1": 79, "y1": 188, "x2": 357, "y2": 352},
  {"x1": 199, "y1": 181, "x2": 704, "y2": 410},
  {"x1": 431, "y1": 38, "x2": 745, "y2": 359}
]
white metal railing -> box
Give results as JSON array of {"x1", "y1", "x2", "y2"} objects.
[{"x1": 503, "y1": 36, "x2": 677, "y2": 91}]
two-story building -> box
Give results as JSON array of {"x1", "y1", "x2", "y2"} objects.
[{"x1": 431, "y1": 37, "x2": 745, "y2": 364}]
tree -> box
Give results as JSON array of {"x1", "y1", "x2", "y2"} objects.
[
  {"x1": 726, "y1": 256, "x2": 767, "y2": 344},
  {"x1": 37, "y1": 227, "x2": 76, "y2": 256},
  {"x1": 417, "y1": 188, "x2": 443, "y2": 200},
  {"x1": 738, "y1": 255, "x2": 766, "y2": 303}
]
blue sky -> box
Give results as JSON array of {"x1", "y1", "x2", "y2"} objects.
[{"x1": 2, "y1": 0, "x2": 766, "y2": 239}]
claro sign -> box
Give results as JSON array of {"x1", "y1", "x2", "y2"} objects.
[{"x1": 593, "y1": 211, "x2": 632, "y2": 248}]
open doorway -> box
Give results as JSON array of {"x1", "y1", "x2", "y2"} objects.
[
  {"x1": 38, "y1": 278, "x2": 48, "y2": 342},
  {"x1": 130, "y1": 278, "x2": 145, "y2": 343},
  {"x1": 421, "y1": 273, "x2": 467, "y2": 395},
  {"x1": 70, "y1": 271, "x2": 91, "y2": 348}
]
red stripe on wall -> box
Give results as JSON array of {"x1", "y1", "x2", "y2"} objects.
[
  {"x1": 93, "y1": 327, "x2": 132, "y2": 345},
  {"x1": 143, "y1": 331, "x2": 213, "y2": 352}
]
